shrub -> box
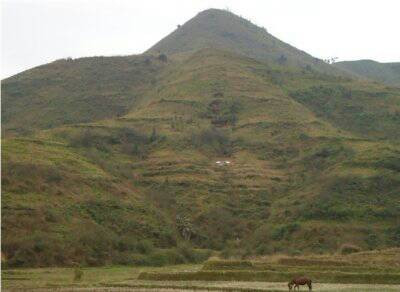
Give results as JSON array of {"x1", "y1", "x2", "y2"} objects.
[
  {"x1": 158, "y1": 54, "x2": 168, "y2": 62},
  {"x1": 190, "y1": 127, "x2": 233, "y2": 156},
  {"x1": 302, "y1": 201, "x2": 353, "y2": 221},
  {"x1": 192, "y1": 249, "x2": 212, "y2": 263},
  {"x1": 340, "y1": 244, "x2": 361, "y2": 255},
  {"x1": 73, "y1": 267, "x2": 83, "y2": 281},
  {"x1": 116, "y1": 236, "x2": 137, "y2": 252},
  {"x1": 386, "y1": 226, "x2": 400, "y2": 246},
  {"x1": 162, "y1": 249, "x2": 186, "y2": 265},
  {"x1": 177, "y1": 243, "x2": 195, "y2": 262},
  {"x1": 255, "y1": 244, "x2": 273, "y2": 255},
  {"x1": 7, "y1": 247, "x2": 37, "y2": 268},
  {"x1": 271, "y1": 223, "x2": 300, "y2": 240},
  {"x1": 365, "y1": 232, "x2": 379, "y2": 250},
  {"x1": 69, "y1": 130, "x2": 110, "y2": 152},
  {"x1": 114, "y1": 252, "x2": 136, "y2": 265},
  {"x1": 137, "y1": 240, "x2": 154, "y2": 254},
  {"x1": 3, "y1": 232, "x2": 69, "y2": 268},
  {"x1": 147, "y1": 251, "x2": 170, "y2": 266},
  {"x1": 287, "y1": 248, "x2": 302, "y2": 256},
  {"x1": 45, "y1": 168, "x2": 62, "y2": 183},
  {"x1": 277, "y1": 54, "x2": 287, "y2": 65},
  {"x1": 177, "y1": 243, "x2": 211, "y2": 263},
  {"x1": 220, "y1": 246, "x2": 234, "y2": 259},
  {"x1": 69, "y1": 127, "x2": 152, "y2": 156},
  {"x1": 44, "y1": 209, "x2": 59, "y2": 223},
  {"x1": 131, "y1": 254, "x2": 149, "y2": 266},
  {"x1": 206, "y1": 99, "x2": 241, "y2": 127}
]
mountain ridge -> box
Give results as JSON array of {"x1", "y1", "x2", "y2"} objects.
[{"x1": 334, "y1": 59, "x2": 400, "y2": 87}]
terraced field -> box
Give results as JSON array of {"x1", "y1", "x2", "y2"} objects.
[{"x1": 3, "y1": 251, "x2": 400, "y2": 291}]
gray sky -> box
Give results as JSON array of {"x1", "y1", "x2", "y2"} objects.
[{"x1": 2, "y1": 0, "x2": 400, "y2": 78}]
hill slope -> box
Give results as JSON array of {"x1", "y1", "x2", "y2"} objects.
[
  {"x1": 334, "y1": 60, "x2": 400, "y2": 87},
  {"x1": 2, "y1": 49, "x2": 400, "y2": 267},
  {"x1": 2, "y1": 9, "x2": 400, "y2": 268},
  {"x1": 1, "y1": 54, "x2": 168, "y2": 135}
]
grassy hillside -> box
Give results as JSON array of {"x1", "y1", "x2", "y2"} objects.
[
  {"x1": 147, "y1": 9, "x2": 341, "y2": 75},
  {"x1": 1, "y1": 54, "x2": 168, "y2": 135},
  {"x1": 1, "y1": 136, "x2": 180, "y2": 267},
  {"x1": 334, "y1": 60, "x2": 400, "y2": 87},
  {"x1": 2, "y1": 47, "x2": 400, "y2": 267}
]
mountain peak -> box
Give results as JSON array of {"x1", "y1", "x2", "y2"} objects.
[
  {"x1": 195, "y1": 8, "x2": 245, "y2": 19},
  {"x1": 146, "y1": 8, "x2": 337, "y2": 73},
  {"x1": 197, "y1": 8, "x2": 231, "y2": 15}
]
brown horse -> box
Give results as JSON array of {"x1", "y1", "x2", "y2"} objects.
[{"x1": 288, "y1": 277, "x2": 312, "y2": 291}]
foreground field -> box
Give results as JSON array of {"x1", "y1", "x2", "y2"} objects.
[
  {"x1": 2, "y1": 265, "x2": 199, "y2": 290},
  {"x1": 3, "y1": 251, "x2": 400, "y2": 290},
  {"x1": 3, "y1": 261, "x2": 400, "y2": 291},
  {"x1": 3, "y1": 270, "x2": 400, "y2": 291},
  {"x1": 3, "y1": 277, "x2": 400, "y2": 292}
]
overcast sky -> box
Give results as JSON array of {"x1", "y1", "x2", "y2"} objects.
[{"x1": 2, "y1": 0, "x2": 400, "y2": 78}]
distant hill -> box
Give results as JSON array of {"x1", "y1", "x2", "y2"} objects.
[
  {"x1": 334, "y1": 59, "x2": 400, "y2": 87},
  {"x1": 147, "y1": 9, "x2": 339, "y2": 74}
]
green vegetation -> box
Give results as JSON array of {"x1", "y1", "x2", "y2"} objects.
[
  {"x1": 73, "y1": 267, "x2": 83, "y2": 281},
  {"x1": 139, "y1": 252, "x2": 400, "y2": 284},
  {"x1": 334, "y1": 59, "x2": 400, "y2": 87},
  {"x1": 3, "y1": 251, "x2": 400, "y2": 290},
  {"x1": 139, "y1": 270, "x2": 400, "y2": 284},
  {"x1": 2, "y1": 55, "x2": 168, "y2": 134},
  {"x1": 289, "y1": 85, "x2": 400, "y2": 138},
  {"x1": 2, "y1": 8, "x2": 400, "y2": 270}
]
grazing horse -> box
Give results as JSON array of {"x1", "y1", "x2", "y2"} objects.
[{"x1": 288, "y1": 277, "x2": 312, "y2": 291}]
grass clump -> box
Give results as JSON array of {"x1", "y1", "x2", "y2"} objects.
[
  {"x1": 73, "y1": 267, "x2": 83, "y2": 281},
  {"x1": 340, "y1": 244, "x2": 362, "y2": 255}
]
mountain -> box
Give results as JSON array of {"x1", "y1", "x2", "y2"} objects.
[
  {"x1": 334, "y1": 59, "x2": 400, "y2": 87},
  {"x1": 147, "y1": 9, "x2": 339, "y2": 74},
  {"x1": 1, "y1": 8, "x2": 349, "y2": 136},
  {"x1": 2, "y1": 9, "x2": 400, "y2": 268}
]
